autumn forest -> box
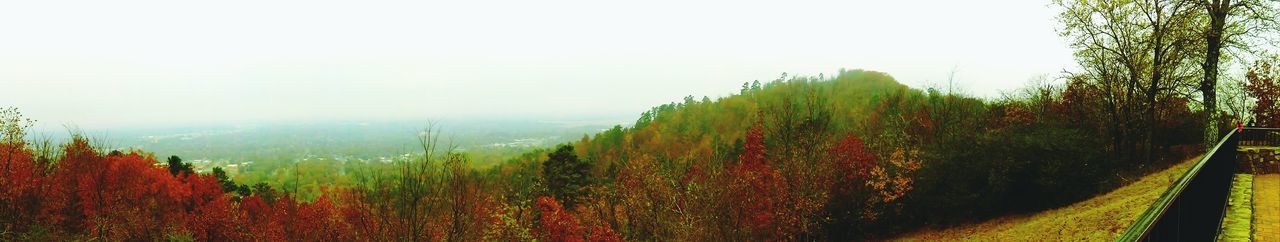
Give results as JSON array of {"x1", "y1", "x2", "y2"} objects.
[{"x1": 3, "y1": 0, "x2": 1280, "y2": 241}]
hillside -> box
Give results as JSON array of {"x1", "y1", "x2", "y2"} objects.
[
  {"x1": 540, "y1": 68, "x2": 1206, "y2": 239},
  {"x1": 893, "y1": 156, "x2": 1198, "y2": 241},
  {"x1": 1, "y1": 68, "x2": 1210, "y2": 240}
]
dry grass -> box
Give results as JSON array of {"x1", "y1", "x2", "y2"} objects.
[{"x1": 893, "y1": 156, "x2": 1199, "y2": 241}]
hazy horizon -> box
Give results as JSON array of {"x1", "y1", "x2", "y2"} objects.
[{"x1": 1, "y1": 0, "x2": 1075, "y2": 130}]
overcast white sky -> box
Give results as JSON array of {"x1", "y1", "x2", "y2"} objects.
[{"x1": 0, "y1": 0, "x2": 1075, "y2": 129}]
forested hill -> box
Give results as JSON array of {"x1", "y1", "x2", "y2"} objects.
[
  {"x1": 577, "y1": 69, "x2": 916, "y2": 170},
  {"x1": 492, "y1": 68, "x2": 1206, "y2": 240}
]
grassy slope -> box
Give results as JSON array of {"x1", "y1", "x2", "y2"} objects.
[{"x1": 893, "y1": 156, "x2": 1200, "y2": 241}]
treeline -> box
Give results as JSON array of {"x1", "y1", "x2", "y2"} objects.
[
  {"x1": 0, "y1": 131, "x2": 348, "y2": 240},
  {"x1": 0, "y1": 112, "x2": 620, "y2": 241}
]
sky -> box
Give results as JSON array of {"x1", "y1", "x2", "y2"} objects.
[{"x1": 0, "y1": 0, "x2": 1076, "y2": 130}]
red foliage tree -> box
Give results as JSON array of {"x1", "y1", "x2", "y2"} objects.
[
  {"x1": 536, "y1": 196, "x2": 584, "y2": 242},
  {"x1": 334, "y1": 188, "x2": 389, "y2": 240},
  {"x1": 1056, "y1": 78, "x2": 1098, "y2": 128},
  {"x1": 828, "y1": 134, "x2": 876, "y2": 197},
  {"x1": 46, "y1": 138, "x2": 100, "y2": 232},
  {"x1": 187, "y1": 194, "x2": 247, "y2": 241},
  {"x1": 1248, "y1": 60, "x2": 1280, "y2": 127},
  {"x1": 292, "y1": 196, "x2": 354, "y2": 241},
  {"x1": 240, "y1": 194, "x2": 286, "y2": 240},
  {"x1": 739, "y1": 122, "x2": 767, "y2": 167},
  {"x1": 183, "y1": 174, "x2": 248, "y2": 241},
  {"x1": 0, "y1": 143, "x2": 43, "y2": 233},
  {"x1": 185, "y1": 174, "x2": 222, "y2": 203},
  {"x1": 587, "y1": 223, "x2": 622, "y2": 242},
  {"x1": 46, "y1": 143, "x2": 191, "y2": 240},
  {"x1": 728, "y1": 123, "x2": 792, "y2": 239}
]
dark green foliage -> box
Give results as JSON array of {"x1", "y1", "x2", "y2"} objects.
[
  {"x1": 211, "y1": 167, "x2": 239, "y2": 194},
  {"x1": 235, "y1": 184, "x2": 251, "y2": 197},
  {"x1": 908, "y1": 123, "x2": 1105, "y2": 224},
  {"x1": 542, "y1": 145, "x2": 592, "y2": 208},
  {"x1": 893, "y1": 86, "x2": 1204, "y2": 231},
  {"x1": 252, "y1": 182, "x2": 278, "y2": 203},
  {"x1": 166, "y1": 156, "x2": 193, "y2": 177},
  {"x1": 493, "y1": 149, "x2": 547, "y2": 208}
]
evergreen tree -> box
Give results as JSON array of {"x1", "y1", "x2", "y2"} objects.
[
  {"x1": 211, "y1": 167, "x2": 238, "y2": 194},
  {"x1": 542, "y1": 144, "x2": 591, "y2": 208},
  {"x1": 166, "y1": 155, "x2": 193, "y2": 177}
]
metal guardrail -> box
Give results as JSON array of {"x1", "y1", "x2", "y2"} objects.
[
  {"x1": 1118, "y1": 128, "x2": 1240, "y2": 241},
  {"x1": 1241, "y1": 127, "x2": 1280, "y2": 147}
]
